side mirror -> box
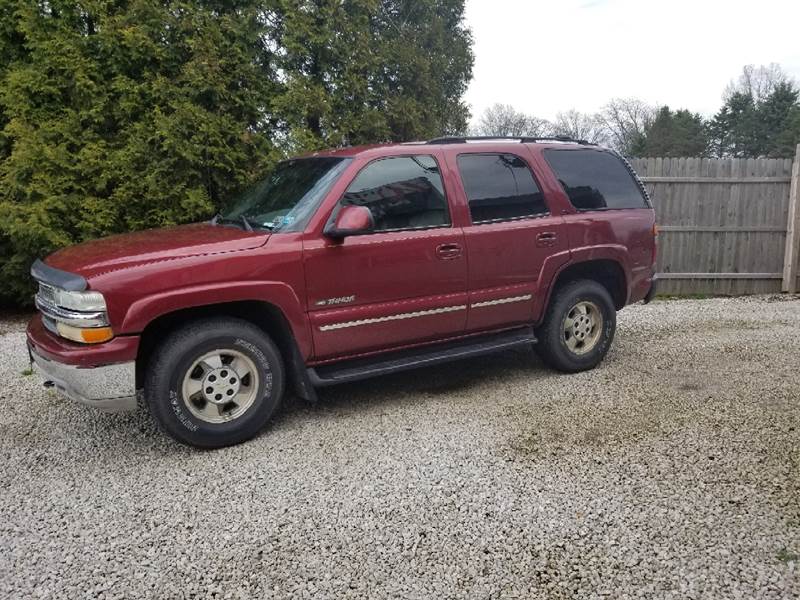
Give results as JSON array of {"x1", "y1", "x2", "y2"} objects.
[{"x1": 324, "y1": 205, "x2": 374, "y2": 239}]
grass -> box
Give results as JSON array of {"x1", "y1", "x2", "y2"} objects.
[
  {"x1": 20, "y1": 368, "x2": 34, "y2": 377},
  {"x1": 654, "y1": 293, "x2": 711, "y2": 301},
  {"x1": 776, "y1": 548, "x2": 799, "y2": 564}
]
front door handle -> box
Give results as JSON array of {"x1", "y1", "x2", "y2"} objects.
[
  {"x1": 536, "y1": 232, "x2": 558, "y2": 247},
  {"x1": 436, "y1": 243, "x2": 462, "y2": 260}
]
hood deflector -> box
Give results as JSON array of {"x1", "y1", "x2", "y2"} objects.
[{"x1": 30, "y1": 259, "x2": 87, "y2": 291}]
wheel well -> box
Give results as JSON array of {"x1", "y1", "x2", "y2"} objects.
[
  {"x1": 135, "y1": 301, "x2": 302, "y2": 392},
  {"x1": 550, "y1": 260, "x2": 627, "y2": 310}
]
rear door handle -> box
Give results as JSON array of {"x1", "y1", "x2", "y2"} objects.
[
  {"x1": 435, "y1": 243, "x2": 462, "y2": 260},
  {"x1": 536, "y1": 232, "x2": 558, "y2": 247}
]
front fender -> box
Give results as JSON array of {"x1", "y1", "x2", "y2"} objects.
[{"x1": 119, "y1": 280, "x2": 312, "y2": 357}]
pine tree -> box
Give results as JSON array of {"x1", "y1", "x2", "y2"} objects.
[
  {"x1": 0, "y1": 0, "x2": 473, "y2": 306},
  {"x1": 634, "y1": 107, "x2": 709, "y2": 157},
  {"x1": 709, "y1": 75, "x2": 800, "y2": 158}
]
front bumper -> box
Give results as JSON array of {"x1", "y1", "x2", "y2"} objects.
[{"x1": 29, "y1": 344, "x2": 137, "y2": 412}]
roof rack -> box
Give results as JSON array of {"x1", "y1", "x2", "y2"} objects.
[{"x1": 425, "y1": 135, "x2": 593, "y2": 146}]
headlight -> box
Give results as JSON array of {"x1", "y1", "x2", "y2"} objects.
[
  {"x1": 53, "y1": 289, "x2": 107, "y2": 312},
  {"x1": 35, "y1": 283, "x2": 113, "y2": 343}
]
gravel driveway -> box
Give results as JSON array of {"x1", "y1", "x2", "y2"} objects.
[{"x1": 1, "y1": 296, "x2": 799, "y2": 599}]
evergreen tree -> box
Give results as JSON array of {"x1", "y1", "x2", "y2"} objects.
[
  {"x1": 633, "y1": 106, "x2": 709, "y2": 157},
  {"x1": 266, "y1": 0, "x2": 473, "y2": 149},
  {"x1": 375, "y1": 0, "x2": 473, "y2": 139},
  {"x1": 708, "y1": 92, "x2": 758, "y2": 157},
  {"x1": 774, "y1": 105, "x2": 800, "y2": 157},
  {"x1": 0, "y1": 1, "x2": 281, "y2": 304},
  {"x1": 760, "y1": 82, "x2": 800, "y2": 157},
  {"x1": 709, "y1": 72, "x2": 800, "y2": 157},
  {"x1": 0, "y1": 0, "x2": 473, "y2": 306}
]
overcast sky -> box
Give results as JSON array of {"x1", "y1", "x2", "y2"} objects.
[{"x1": 464, "y1": 0, "x2": 800, "y2": 124}]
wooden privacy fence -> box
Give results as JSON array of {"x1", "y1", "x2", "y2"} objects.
[{"x1": 629, "y1": 145, "x2": 800, "y2": 295}]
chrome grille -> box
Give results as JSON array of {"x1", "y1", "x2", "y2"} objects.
[
  {"x1": 34, "y1": 284, "x2": 109, "y2": 328},
  {"x1": 38, "y1": 283, "x2": 57, "y2": 305}
]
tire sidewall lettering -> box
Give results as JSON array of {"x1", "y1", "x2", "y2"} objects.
[
  {"x1": 235, "y1": 338, "x2": 273, "y2": 397},
  {"x1": 169, "y1": 389, "x2": 199, "y2": 432},
  {"x1": 167, "y1": 338, "x2": 272, "y2": 433},
  {"x1": 146, "y1": 318, "x2": 285, "y2": 448}
]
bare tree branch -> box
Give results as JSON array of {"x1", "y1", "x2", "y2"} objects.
[
  {"x1": 552, "y1": 109, "x2": 607, "y2": 144},
  {"x1": 472, "y1": 103, "x2": 552, "y2": 137},
  {"x1": 597, "y1": 98, "x2": 655, "y2": 153},
  {"x1": 723, "y1": 63, "x2": 795, "y2": 103}
]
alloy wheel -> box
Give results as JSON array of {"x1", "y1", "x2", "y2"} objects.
[
  {"x1": 181, "y1": 349, "x2": 260, "y2": 424},
  {"x1": 562, "y1": 301, "x2": 603, "y2": 355}
]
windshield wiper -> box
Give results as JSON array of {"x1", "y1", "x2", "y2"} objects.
[{"x1": 210, "y1": 213, "x2": 257, "y2": 232}]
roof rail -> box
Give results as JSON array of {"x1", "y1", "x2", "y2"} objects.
[{"x1": 425, "y1": 135, "x2": 594, "y2": 146}]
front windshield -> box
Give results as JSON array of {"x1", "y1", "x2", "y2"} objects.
[{"x1": 223, "y1": 157, "x2": 351, "y2": 232}]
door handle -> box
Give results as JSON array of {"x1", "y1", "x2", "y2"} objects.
[
  {"x1": 536, "y1": 232, "x2": 558, "y2": 247},
  {"x1": 435, "y1": 243, "x2": 462, "y2": 260}
]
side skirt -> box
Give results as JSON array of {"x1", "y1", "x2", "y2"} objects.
[{"x1": 307, "y1": 326, "x2": 537, "y2": 387}]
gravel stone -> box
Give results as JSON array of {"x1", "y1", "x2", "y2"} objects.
[{"x1": 1, "y1": 295, "x2": 798, "y2": 599}]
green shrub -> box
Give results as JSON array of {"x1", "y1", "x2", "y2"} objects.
[{"x1": 0, "y1": 0, "x2": 473, "y2": 306}]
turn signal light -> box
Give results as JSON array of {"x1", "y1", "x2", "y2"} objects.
[{"x1": 56, "y1": 323, "x2": 114, "y2": 344}]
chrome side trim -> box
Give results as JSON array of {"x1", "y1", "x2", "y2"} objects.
[
  {"x1": 318, "y1": 295, "x2": 534, "y2": 332},
  {"x1": 319, "y1": 304, "x2": 467, "y2": 332},
  {"x1": 470, "y1": 294, "x2": 533, "y2": 308}
]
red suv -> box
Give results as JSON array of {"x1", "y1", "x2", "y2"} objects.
[{"x1": 27, "y1": 136, "x2": 657, "y2": 448}]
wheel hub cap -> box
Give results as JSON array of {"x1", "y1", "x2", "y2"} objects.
[
  {"x1": 563, "y1": 300, "x2": 603, "y2": 355},
  {"x1": 201, "y1": 367, "x2": 241, "y2": 404}
]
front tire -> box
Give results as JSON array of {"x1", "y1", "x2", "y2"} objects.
[
  {"x1": 145, "y1": 317, "x2": 285, "y2": 448},
  {"x1": 535, "y1": 279, "x2": 616, "y2": 373}
]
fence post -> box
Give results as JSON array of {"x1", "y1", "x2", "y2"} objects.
[{"x1": 782, "y1": 144, "x2": 800, "y2": 293}]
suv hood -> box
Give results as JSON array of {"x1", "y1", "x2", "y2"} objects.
[{"x1": 44, "y1": 223, "x2": 270, "y2": 279}]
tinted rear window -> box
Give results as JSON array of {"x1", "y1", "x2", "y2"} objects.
[
  {"x1": 544, "y1": 149, "x2": 648, "y2": 210},
  {"x1": 457, "y1": 153, "x2": 547, "y2": 222}
]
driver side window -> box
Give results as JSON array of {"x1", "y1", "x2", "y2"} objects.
[{"x1": 339, "y1": 156, "x2": 450, "y2": 232}]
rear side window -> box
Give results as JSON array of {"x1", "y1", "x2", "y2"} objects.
[
  {"x1": 457, "y1": 153, "x2": 547, "y2": 223},
  {"x1": 544, "y1": 149, "x2": 648, "y2": 210},
  {"x1": 341, "y1": 155, "x2": 449, "y2": 231}
]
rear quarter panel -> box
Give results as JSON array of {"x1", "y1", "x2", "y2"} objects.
[
  {"x1": 527, "y1": 145, "x2": 656, "y2": 311},
  {"x1": 562, "y1": 209, "x2": 657, "y2": 304}
]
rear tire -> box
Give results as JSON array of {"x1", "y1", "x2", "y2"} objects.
[
  {"x1": 535, "y1": 279, "x2": 616, "y2": 373},
  {"x1": 145, "y1": 317, "x2": 285, "y2": 448}
]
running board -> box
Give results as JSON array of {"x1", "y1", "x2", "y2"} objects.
[{"x1": 307, "y1": 327, "x2": 536, "y2": 387}]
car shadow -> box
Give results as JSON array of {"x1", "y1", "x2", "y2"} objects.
[
  {"x1": 279, "y1": 346, "x2": 543, "y2": 418},
  {"x1": 47, "y1": 346, "x2": 545, "y2": 454}
]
